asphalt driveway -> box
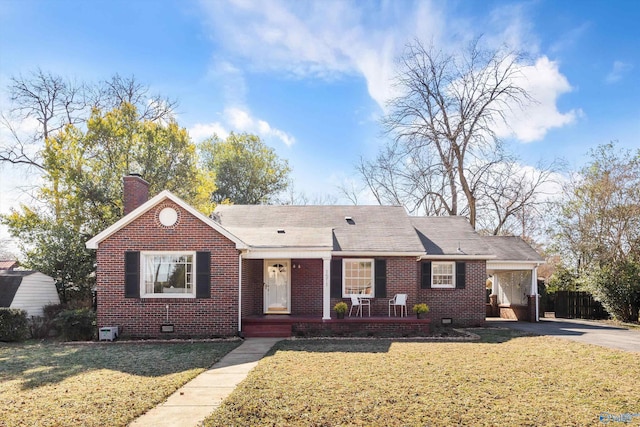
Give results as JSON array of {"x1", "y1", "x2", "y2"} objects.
[{"x1": 488, "y1": 317, "x2": 640, "y2": 352}]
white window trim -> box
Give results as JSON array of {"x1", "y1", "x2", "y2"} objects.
[
  {"x1": 431, "y1": 261, "x2": 456, "y2": 289},
  {"x1": 342, "y1": 258, "x2": 375, "y2": 298},
  {"x1": 140, "y1": 251, "x2": 196, "y2": 298}
]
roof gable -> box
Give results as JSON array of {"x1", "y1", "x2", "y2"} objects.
[{"x1": 86, "y1": 191, "x2": 247, "y2": 250}]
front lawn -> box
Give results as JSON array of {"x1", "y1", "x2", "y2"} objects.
[
  {"x1": 204, "y1": 329, "x2": 640, "y2": 426},
  {"x1": 0, "y1": 340, "x2": 241, "y2": 427}
]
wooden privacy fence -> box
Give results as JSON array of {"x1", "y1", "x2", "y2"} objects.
[{"x1": 552, "y1": 291, "x2": 608, "y2": 319}]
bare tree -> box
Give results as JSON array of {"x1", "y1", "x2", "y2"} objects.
[
  {"x1": 355, "y1": 142, "x2": 455, "y2": 215},
  {"x1": 1, "y1": 70, "x2": 178, "y2": 172},
  {"x1": 90, "y1": 74, "x2": 178, "y2": 123},
  {"x1": 278, "y1": 182, "x2": 338, "y2": 206},
  {"x1": 368, "y1": 38, "x2": 533, "y2": 228},
  {"x1": 1, "y1": 69, "x2": 87, "y2": 169},
  {"x1": 475, "y1": 159, "x2": 560, "y2": 237},
  {"x1": 336, "y1": 178, "x2": 366, "y2": 205}
]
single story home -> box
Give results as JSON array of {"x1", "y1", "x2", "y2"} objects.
[
  {"x1": 86, "y1": 175, "x2": 543, "y2": 338},
  {"x1": 0, "y1": 270, "x2": 60, "y2": 317}
]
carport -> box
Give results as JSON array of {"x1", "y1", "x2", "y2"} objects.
[{"x1": 484, "y1": 236, "x2": 544, "y2": 322}]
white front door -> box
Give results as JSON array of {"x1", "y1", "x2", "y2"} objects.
[{"x1": 264, "y1": 260, "x2": 290, "y2": 314}]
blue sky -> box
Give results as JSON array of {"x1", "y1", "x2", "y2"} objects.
[{"x1": 1, "y1": 0, "x2": 639, "y2": 247}]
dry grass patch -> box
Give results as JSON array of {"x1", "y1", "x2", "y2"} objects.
[
  {"x1": 205, "y1": 330, "x2": 639, "y2": 426},
  {"x1": 0, "y1": 340, "x2": 241, "y2": 427}
]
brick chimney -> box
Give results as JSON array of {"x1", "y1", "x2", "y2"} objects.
[{"x1": 123, "y1": 174, "x2": 149, "y2": 215}]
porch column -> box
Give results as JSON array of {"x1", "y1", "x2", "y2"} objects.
[
  {"x1": 322, "y1": 257, "x2": 331, "y2": 320},
  {"x1": 489, "y1": 274, "x2": 499, "y2": 318},
  {"x1": 531, "y1": 266, "x2": 539, "y2": 322}
]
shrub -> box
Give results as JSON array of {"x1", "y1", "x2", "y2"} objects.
[
  {"x1": 0, "y1": 308, "x2": 29, "y2": 342},
  {"x1": 29, "y1": 303, "x2": 67, "y2": 339},
  {"x1": 413, "y1": 303, "x2": 430, "y2": 314},
  {"x1": 334, "y1": 302, "x2": 348, "y2": 314},
  {"x1": 28, "y1": 316, "x2": 49, "y2": 339},
  {"x1": 583, "y1": 260, "x2": 640, "y2": 323},
  {"x1": 55, "y1": 308, "x2": 96, "y2": 341},
  {"x1": 43, "y1": 303, "x2": 67, "y2": 320}
]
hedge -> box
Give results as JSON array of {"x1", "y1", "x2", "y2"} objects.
[
  {"x1": 55, "y1": 308, "x2": 96, "y2": 341},
  {"x1": 0, "y1": 308, "x2": 29, "y2": 342}
]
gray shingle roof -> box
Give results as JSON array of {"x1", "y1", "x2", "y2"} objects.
[
  {"x1": 214, "y1": 205, "x2": 426, "y2": 253},
  {"x1": 410, "y1": 216, "x2": 494, "y2": 256},
  {"x1": 213, "y1": 205, "x2": 543, "y2": 263},
  {"x1": 0, "y1": 271, "x2": 32, "y2": 307},
  {"x1": 483, "y1": 236, "x2": 544, "y2": 262},
  {"x1": 224, "y1": 227, "x2": 333, "y2": 249}
]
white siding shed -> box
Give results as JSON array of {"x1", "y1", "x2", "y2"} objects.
[{"x1": 0, "y1": 271, "x2": 60, "y2": 317}]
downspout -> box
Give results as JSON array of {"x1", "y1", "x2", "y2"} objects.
[
  {"x1": 534, "y1": 265, "x2": 539, "y2": 322},
  {"x1": 238, "y1": 252, "x2": 243, "y2": 336}
]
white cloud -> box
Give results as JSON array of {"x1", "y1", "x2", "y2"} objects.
[
  {"x1": 495, "y1": 56, "x2": 581, "y2": 142},
  {"x1": 197, "y1": 0, "x2": 443, "y2": 109},
  {"x1": 198, "y1": 1, "x2": 577, "y2": 141},
  {"x1": 188, "y1": 122, "x2": 229, "y2": 141},
  {"x1": 189, "y1": 107, "x2": 295, "y2": 147},
  {"x1": 605, "y1": 60, "x2": 633, "y2": 84}
]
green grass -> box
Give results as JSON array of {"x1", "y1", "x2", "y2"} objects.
[
  {"x1": 0, "y1": 340, "x2": 241, "y2": 427},
  {"x1": 204, "y1": 329, "x2": 640, "y2": 427}
]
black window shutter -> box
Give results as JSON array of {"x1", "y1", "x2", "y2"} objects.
[
  {"x1": 456, "y1": 261, "x2": 466, "y2": 289},
  {"x1": 330, "y1": 259, "x2": 342, "y2": 298},
  {"x1": 124, "y1": 251, "x2": 140, "y2": 298},
  {"x1": 374, "y1": 259, "x2": 386, "y2": 298},
  {"x1": 196, "y1": 251, "x2": 211, "y2": 298},
  {"x1": 421, "y1": 261, "x2": 432, "y2": 289}
]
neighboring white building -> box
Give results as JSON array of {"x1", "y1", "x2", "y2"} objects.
[{"x1": 0, "y1": 271, "x2": 60, "y2": 317}]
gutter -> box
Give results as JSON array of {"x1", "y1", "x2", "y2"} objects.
[
  {"x1": 333, "y1": 251, "x2": 426, "y2": 257},
  {"x1": 421, "y1": 254, "x2": 496, "y2": 260}
]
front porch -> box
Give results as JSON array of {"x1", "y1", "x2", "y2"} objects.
[{"x1": 242, "y1": 315, "x2": 432, "y2": 338}]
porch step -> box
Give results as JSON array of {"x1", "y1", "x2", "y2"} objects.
[{"x1": 243, "y1": 323, "x2": 292, "y2": 338}]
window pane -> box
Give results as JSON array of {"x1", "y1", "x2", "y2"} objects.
[
  {"x1": 432, "y1": 262, "x2": 454, "y2": 287},
  {"x1": 343, "y1": 260, "x2": 373, "y2": 296},
  {"x1": 143, "y1": 254, "x2": 193, "y2": 294}
]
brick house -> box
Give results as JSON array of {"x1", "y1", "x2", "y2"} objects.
[{"x1": 86, "y1": 175, "x2": 543, "y2": 338}]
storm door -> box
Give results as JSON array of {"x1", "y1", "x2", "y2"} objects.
[{"x1": 264, "y1": 260, "x2": 290, "y2": 314}]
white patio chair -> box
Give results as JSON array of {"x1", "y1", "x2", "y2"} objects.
[
  {"x1": 349, "y1": 295, "x2": 371, "y2": 317},
  {"x1": 388, "y1": 293, "x2": 408, "y2": 317}
]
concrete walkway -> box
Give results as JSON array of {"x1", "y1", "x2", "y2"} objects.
[
  {"x1": 488, "y1": 317, "x2": 640, "y2": 352},
  {"x1": 130, "y1": 338, "x2": 281, "y2": 427}
]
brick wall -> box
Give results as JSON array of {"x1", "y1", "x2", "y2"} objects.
[
  {"x1": 330, "y1": 257, "x2": 419, "y2": 317},
  {"x1": 242, "y1": 259, "x2": 263, "y2": 316},
  {"x1": 241, "y1": 258, "x2": 324, "y2": 316},
  {"x1": 418, "y1": 260, "x2": 486, "y2": 326},
  {"x1": 327, "y1": 257, "x2": 486, "y2": 324},
  {"x1": 291, "y1": 259, "x2": 323, "y2": 316},
  {"x1": 96, "y1": 200, "x2": 240, "y2": 338}
]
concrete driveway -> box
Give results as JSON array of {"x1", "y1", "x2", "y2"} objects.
[{"x1": 488, "y1": 317, "x2": 640, "y2": 352}]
